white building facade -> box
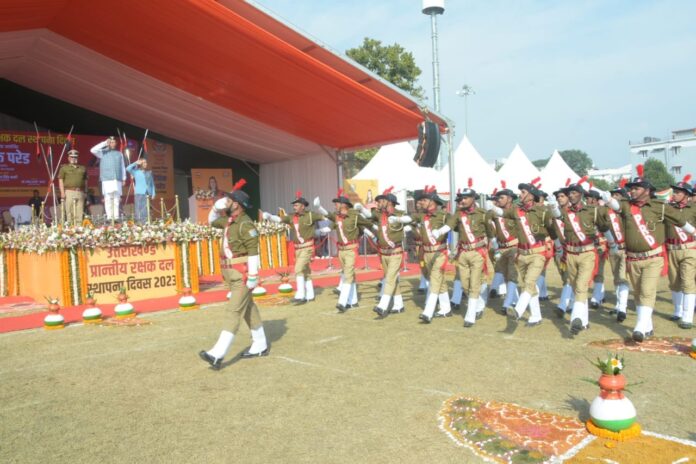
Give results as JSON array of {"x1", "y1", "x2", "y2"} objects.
[{"x1": 629, "y1": 127, "x2": 696, "y2": 177}]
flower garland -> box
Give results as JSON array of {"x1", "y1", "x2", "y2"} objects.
[
  {"x1": 195, "y1": 240, "x2": 203, "y2": 276},
  {"x1": 586, "y1": 420, "x2": 641, "y2": 441},
  {"x1": 0, "y1": 249, "x2": 6, "y2": 297}
]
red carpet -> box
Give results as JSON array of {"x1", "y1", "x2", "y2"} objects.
[{"x1": 0, "y1": 254, "x2": 427, "y2": 333}]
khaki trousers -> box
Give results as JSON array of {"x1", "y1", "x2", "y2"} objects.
[
  {"x1": 567, "y1": 251, "x2": 597, "y2": 302},
  {"x1": 668, "y1": 248, "x2": 696, "y2": 293},
  {"x1": 627, "y1": 256, "x2": 664, "y2": 307},
  {"x1": 456, "y1": 249, "x2": 485, "y2": 298},
  {"x1": 65, "y1": 190, "x2": 85, "y2": 225},
  {"x1": 294, "y1": 246, "x2": 313, "y2": 278},
  {"x1": 609, "y1": 249, "x2": 628, "y2": 286},
  {"x1": 516, "y1": 252, "x2": 546, "y2": 296},
  {"x1": 424, "y1": 250, "x2": 448, "y2": 294},
  {"x1": 554, "y1": 254, "x2": 570, "y2": 284},
  {"x1": 593, "y1": 253, "x2": 607, "y2": 284},
  {"x1": 380, "y1": 253, "x2": 403, "y2": 296},
  {"x1": 221, "y1": 267, "x2": 262, "y2": 334},
  {"x1": 494, "y1": 247, "x2": 518, "y2": 283},
  {"x1": 338, "y1": 246, "x2": 357, "y2": 284}
]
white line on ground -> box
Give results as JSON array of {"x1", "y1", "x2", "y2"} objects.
[{"x1": 312, "y1": 335, "x2": 343, "y2": 345}]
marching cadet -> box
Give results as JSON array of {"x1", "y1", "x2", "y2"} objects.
[
  {"x1": 603, "y1": 165, "x2": 696, "y2": 341},
  {"x1": 358, "y1": 186, "x2": 408, "y2": 317},
  {"x1": 263, "y1": 191, "x2": 325, "y2": 304},
  {"x1": 485, "y1": 180, "x2": 520, "y2": 313},
  {"x1": 446, "y1": 180, "x2": 490, "y2": 327},
  {"x1": 488, "y1": 177, "x2": 554, "y2": 326},
  {"x1": 408, "y1": 186, "x2": 452, "y2": 323},
  {"x1": 313, "y1": 190, "x2": 373, "y2": 312},
  {"x1": 58, "y1": 149, "x2": 89, "y2": 224},
  {"x1": 551, "y1": 181, "x2": 574, "y2": 317},
  {"x1": 606, "y1": 180, "x2": 630, "y2": 322},
  {"x1": 199, "y1": 179, "x2": 269, "y2": 369},
  {"x1": 410, "y1": 190, "x2": 430, "y2": 296},
  {"x1": 535, "y1": 190, "x2": 552, "y2": 301},
  {"x1": 587, "y1": 188, "x2": 609, "y2": 308},
  {"x1": 551, "y1": 177, "x2": 605, "y2": 335},
  {"x1": 666, "y1": 174, "x2": 696, "y2": 329}
]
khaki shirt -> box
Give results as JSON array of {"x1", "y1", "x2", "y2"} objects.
[
  {"x1": 502, "y1": 203, "x2": 553, "y2": 246},
  {"x1": 666, "y1": 203, "x2": 696, "y2": 243},
  {"x1": 447, "y1": 208, "x2": 489, "y2": 245},
  {"x1": 411, "y1": 209, "x2": 451, "y2": 247},
  {"x1": 617, "y1": 199, "x2": 686, "y2": 252},
  {"x1": 560, "y1": 204, "x2": 601, "y2": 244},
  {"x1": 58, "y1": 164, "x2": 87, "y2": 189},
  {"x1": 281, "y1": 211, "x2": 324, "y2": 243},
  {"x1": 486, "y1": 209, "x2": 518, "y2": 244},
  {"x1": 327, "y1": 210, "x2": 373, "y2": 242},
  {"x1": 211, "y1": 212, "x2": 259, "y2": 256},
  {"x1": 371, "y1": 208, "x2": 406, "y2": 247}
]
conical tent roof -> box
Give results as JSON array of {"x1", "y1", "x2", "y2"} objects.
[
  {"x1": 497, "y1": 144, "x2": 541, "y2": 191},
  {"x1": 432, "y1": 135, "x2": 499, "y2": 194},
  {"x1": 352, "y1": 142, "x2": 424, "y2": 192},
  {"x1": 540, "y1": 150, "x2": 580, "y2": 193}
]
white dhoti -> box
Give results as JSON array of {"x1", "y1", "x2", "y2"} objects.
[{"x1": 102, "y1": 180, "x2": 122, "y2": 220}]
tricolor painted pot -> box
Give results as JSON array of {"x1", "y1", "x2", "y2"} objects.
[
  {"x1": 114, "y1": 303, "x2": 135, "y2": 319},
  {"x1": 44, "y1": 313, "x2": 65, "y2": 330},
  {"x1": 252, "y1": 286, "x2": 267, "y2": 298},
  {"x1": 179, "y1": 295, "x2": 199, "y2": 311},
  {"x1": 692, "y1": 338, "x2": 696, "y2": 353},
  {"x1": 278, "y1": 283, "x2": 293, "y2": 295},
  {"x1": 82, "y1": 307, "x2": 103, "y2": 324},
  {"x1": 589, "y1": 374, "x2": 636, "y2": 432}
]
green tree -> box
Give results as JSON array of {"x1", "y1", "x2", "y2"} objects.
[
  {"x1": 642, "y1": 158, "x2": 675, "y2": 190},
  {"x1": 559, "y1": 149, "x2": 593, "y2": 176},
  {"x1": 345, "y1": 38, "x2": 426, "y2": 173},
  {"x1": 532, "y1": 158, "x2": 549, "y2": 169},
  {"x1": 588, "y1": 177, "x2": 612, "y2": 191}
]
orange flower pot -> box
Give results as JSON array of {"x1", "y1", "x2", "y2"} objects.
[{"x1": 598, "y1": 374, "x2": 626, "y2": 400}]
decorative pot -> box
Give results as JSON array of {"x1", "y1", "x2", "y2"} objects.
[
  {"x1": 589, "y1": 374, "x2": 636, "y2": 432},
  {"x1": 598, "y1": 374, "x2": 626, "y2": 400},
  {"x1": 179, "y1": 288, "x2": 199, "y2": 311}
]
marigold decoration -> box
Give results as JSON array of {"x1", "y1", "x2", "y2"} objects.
[
  {"x1": 691, "y1": 338, "x2": 696, "y2": 360},
  {"x1": 174, "y1": 242, "x2": 200, "y2": 294},
  {"x1": 60, "y1": 248, "x2": 88, "y2": 306},
  {"x1": 43, "y1": 297, "x2": 64, "y2": 330},
  {"x1": 587, "y1": 353, "x2": 639, "y2": 437},
  {"x1": 178, "y1": 287, "x2": 199, "y2": 311},
  {"x1": 0, "y1": 248, "x2": 18, "y2": 297}
]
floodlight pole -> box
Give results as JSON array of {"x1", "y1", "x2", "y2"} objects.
[
  {"x1": 423, "y1": 1, "x2": 445, "y2": 169},
  {"x1": 456, "y1": 85, "x2": 475, "y2": 136}
]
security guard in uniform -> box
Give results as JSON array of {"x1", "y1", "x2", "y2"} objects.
[
  {"x1": 58, "y1": 149, "x2": 88, "y2": 224},
  {"x1": 264, "y1": 191, "x2": 325, "y2": 304},
  {"x1": 551, "y1": 181, "x2": 573, "y2": 317},
  {"x1": 606, "y1": 180, "x2": 630, "y2": 322},
  {"x1": 447, "y1": 181, "x2": 489, "y2": 327},
  {"x1": 314, "y1": 190, "x2": 373, "y2": 312},
  {"x1": 200, "y1": 179, "x2": 269, "y2": 369},
  {"x1": 586, "y1": 189, "x2": 609, "y2": 308},
  {"x1": 603, "y1": 165, "x2": 696, "y2": 341}
]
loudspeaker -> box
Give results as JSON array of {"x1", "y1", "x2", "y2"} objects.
[{"x1": 413, "y1": 121, "x2": 441, "y2": 167}]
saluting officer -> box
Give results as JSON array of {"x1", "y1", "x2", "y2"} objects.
[
  {"x1": 489, "y1": 177, "x2": 554, "y2": 326},
  {"x1": 264, "y1": 191, "x2": 325, "y2": 304},
  {"x1": 666, "y1": 174, "x2": 696, "y2": 329},
  {"x1": 447, "y1": 180, "x2": 490, "y2": 327},
  {"x1": 408, "y1": 186, "x2": 452, "y2": 323},
  {"x1": 606, "y1": 180, "x2": 630, "y2": 322},
  {"x1": 314, "y1": 189, "x2": 373, "y2": 312},
  {"x1": 58, "y1": 149, "x2": 88, "y2": 224},
  {"x1": 199, "y1": 179, "x2": 269, "y2": 369},
  {"x1": 603, "y1": 164, "x2": 696, "y2": 342}
]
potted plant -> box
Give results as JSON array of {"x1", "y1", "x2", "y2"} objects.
[{"x1": 43, "y1": 297, "x2": 64, "y2": 330}]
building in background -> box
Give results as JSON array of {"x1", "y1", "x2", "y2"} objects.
[
  {"x1": 629, "y1": 127, "x2": 696, "y2": 177},
  {"x1": 587, "y1": 164, "x2": 632, "y2": 183}
]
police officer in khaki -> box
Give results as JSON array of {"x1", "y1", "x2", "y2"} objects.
[
  {"x1": 485, "y1": 181, "x2": 520, "y2": 313},
  {"x1": 551, "y1": 177, "x2": 605, "y2": 334},
  {"x1": 200, "y1": 179, "x2": 269, "y2": 369},
  {"x1": 586, "y1": 189, "x2": 609, "y2": 308},
  {"x1": 550, "y1": 181, "x2": 573, "y2": 317},
  {"x1": 603, "y1": 164, "x2": 696, "y2": 341},
  {"x1": 313, "y1": 190, "x2": 373, "y2": 312},
  {"x1": 264, "y1": 191, "x2": 325, "y2": 304},
  {"x1": 408, "y1": 186, "x2": 452, "y2": 323},
  {"x1": 606, "y1": 181, "x2": 630, "y2": 322},
  {"x1": 666, "y1": 174, "x2": 696, "y2": 329},
  {"x1": 446, "y1": 182, "x2": 489, "y2": 327},
  {"x1": 489, "y1": 177, "x2": 554, "y2": 326},
  {"x1": 58, "y1": 149, "x2": 88, "y2": 224},
  {"x1": 363, "y1": 186, "x2": 408, "y2": 317}
]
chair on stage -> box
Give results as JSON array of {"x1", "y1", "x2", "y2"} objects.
[
  {"x1": 2, "y1": 210, "x2": 14, "y2": 231},
  {"x1": 9, "y1": 205, "x2": 33, "y2": 228}
]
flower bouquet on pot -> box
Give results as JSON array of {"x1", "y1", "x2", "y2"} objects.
[
  {"x1": 82, "y1": 290, "x2": 103, "y2": 324},
  {"x1": 43, "y1": 296, "x2": 64, "y2": 330},
  {"x1": 585, "y1": 353, "x2": 641, "y2": 440}
]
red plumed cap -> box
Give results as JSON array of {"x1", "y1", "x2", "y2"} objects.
[
  {"x1": 636, "y1": 164, "x2": 644, "y2": 177},
  {"x1": 232, "y1": 179, "x2": 247, "y2": 191}
]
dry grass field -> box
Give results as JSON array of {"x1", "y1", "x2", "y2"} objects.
[{"x1": 2, "y1": 267, "x2": 695, "y2": 463}]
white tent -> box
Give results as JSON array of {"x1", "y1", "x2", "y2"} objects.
[
  {"x1": 497, "y1": 144, "x2": 541, "y2": 190},
  {"x1": 540, "y1": 150, "x2": 580, "y2": 193},
  {"x1": 432, "y1": 135, "x2": 499, "y2": 195}
]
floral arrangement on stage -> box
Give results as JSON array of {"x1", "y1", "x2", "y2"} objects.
[
  {"x1": 255, "y1": 220, "x2": 290, "y2": 236},
  {"x1": 0, "y1": 220, "x2": 223, "y2": 254},
  {"x1": 194, "y1": 188, "x2": 216, "y2": 200}
]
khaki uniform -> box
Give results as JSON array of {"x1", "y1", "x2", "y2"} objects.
[
  {"x1": 448, "y1": 207, "x2": 489, "y2": 298},
  {"x1": 211, "y1": 212, "x2": 263, "y2": 333},
  {"x1": 282, "y1": 211, "x2": 325, "y2": 278},
  {"x1": 58, "y1": 164, "x2": 87, "y2": 224},
  {"x1": 503, "y1": 204, "x2": 553, "y2": 296},
  {"x1": 372, "y1": 209, "x2": 406, "y2": 297},
  {"x1": 486, "y1": 210, "x2": 519, "y2": 284},
  {"x1": 550, "y1": 215, "x2": 569, "y2": 284},
  {"x1": 560, "y1": 204, "x2": 601, "y2": 302},
  {"x1": 618, "y1": 199, "x2": 686, "y2": 308},
  {"x1": 412, "y1": 209, "x2": 451, "y2": 295},
  {"x1": 327, "y1": 210, "x2": 372, "y2": 285},
  {"x1": 605, "y1": 207, "x2": 629, "y2": 286},
  {"x1": 666, "y1": 203, "x2": 696, "y2": 294}
]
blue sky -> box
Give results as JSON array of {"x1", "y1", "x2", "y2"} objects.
[{"x1": 254, "y1": 0, "x2": 696, "y2": 168}]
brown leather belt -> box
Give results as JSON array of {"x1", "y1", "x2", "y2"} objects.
[
  {"x1": 423, "y1": 243, "x2": 447, "y2": 253},
  {"x1": 294, "y1": 240, "x2": 314, "y2": 250},
  {"x1": 457, "y1": 238, "x2": 487, "y2": 252},
  {"x1": 498, "y1": 239, "x2": 519, "y2": 249},
  {"x1": 379, "y1": 246, "x2": 403, "y2": 256},
  {"x1": 626, "y1": 248, "x2": 663, "y2": 260},
  {"x1": 338, "y1": 241, "x2": 358, "y2": 251},
  {"x1": 565, "y1": 243, "x2": 596, "y2": 254},
  {"x1": 666, "y1": 241, "x2": 696, "y2": 251}
]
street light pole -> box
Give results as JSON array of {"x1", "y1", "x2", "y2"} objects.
[
  {"x1": 422, "y1": 1, "x2": 445, "y2": 169},
  {"x1": 456, "y1": 85, "x2": 475, "y2": 136}
]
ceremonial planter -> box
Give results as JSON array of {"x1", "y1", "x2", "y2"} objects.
[
  {"x1": 114, "y1": 290, "x2": 135, "y2": 319},
  {"x1": 178, "y1": 287, "x2": 199, "y2": 311},
  {"x1": 81, "y1": 294, "x2": 102, "y2": 323},
  {"x1": 43, "y1": 298, "x2": 64, "y2": 330}
]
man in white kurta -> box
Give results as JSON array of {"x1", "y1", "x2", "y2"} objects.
[{"x1": 90, "y1": 136, "x2": 126, "y2": 220}]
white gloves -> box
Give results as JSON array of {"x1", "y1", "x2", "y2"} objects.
[
  {"x1": 489, "y1": 237, "x2": 499, "y2": 251},
  {"x1": 484, "y1": 200, "x2": 494, "y2": 211},
  {"x1": 388, "y1": 215, "x2": 412, "y2": 224},
  {"x1": 363, "y1": 228, "x2": 377, "y2": 242},
  {"x1": 317, "y1": 205, "x2": 328, "y2": 216},
  {"x1": 263, "y1": 212, "x2": 281, "y2": 223},
  {"x1": 246, "y1": 255, "x2": 260, "y2": 290},
  {"x1": 262, "y1": 211, "x2": 271, "y2": 221},
  {"x1": 313, "y1": 196, "x2": 321, "y2": 208},
  {"x1": 208, "y1": 197, "x2": 231, "y2": 224},
  {"x1": 319, "y1": 226, "x2": 332, "y2": 235},
  {"x1": 683, "y1": 222, "x2": 696, "y2": 236},
  {"x1": 549, "y1": 201, "x2": 561, "y2": 218},
  {"x1": 354, "y1": 203, "x2": 363, "y2": 211},
  {"x1": 403, "y1": 225, "x2": 412, "y2": 233},
  {"x1": 354, "y1": 203, "x2": 371, "y2": 219},
  {"x1": 432, "y1": 225, "x2": 451, "y2": 239}
]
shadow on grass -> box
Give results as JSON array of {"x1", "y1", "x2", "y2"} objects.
[
  {"x1": 564, "y1": 395, "x2": 591, "y2": 423},
  {"x1": 218, "y1": 318, "x2": 287, "y2": 371}
]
